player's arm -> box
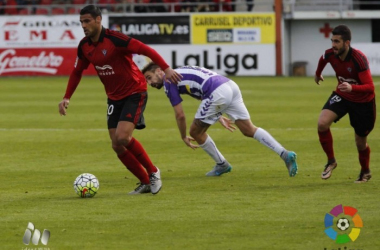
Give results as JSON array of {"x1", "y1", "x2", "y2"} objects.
[
  {"x1": 353, "y1": 70, "x2": 375, "y2": 92},
  {"x1": 340, "y1": 70, "x2": 375, "y2": 93},
  {"x1": 128, "y1": 38, "x2": 182, "y2": 84},
  {"x1": 315, "y1": 55, "x2": 328, "y2": 85},
  {"x1": 340, "y1": 52, "x2": 375, "y2": 93},
  {"x1": 173, "y1": 103, "x2": 198, "y2": 149},
  {"x1": 58, "y1": 57, "x2": 88, "y2": 116}
]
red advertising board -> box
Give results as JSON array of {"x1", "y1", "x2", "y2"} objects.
[
  {"x1": 0, "y1": 48, "x2": 96, "y2": 76},
  {"x1": 0, "y1": 15, "x2": 106, "y2": 76}
]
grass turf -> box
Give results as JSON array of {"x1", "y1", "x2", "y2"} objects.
[{"x1": 0, "y1": 76, "x2": 379, "y2": 250}]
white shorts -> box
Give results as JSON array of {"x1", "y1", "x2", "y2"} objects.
[{"x1": 195, "y1": 80, "x2": 250, "y2": 124}]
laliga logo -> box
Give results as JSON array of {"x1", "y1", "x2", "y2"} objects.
[
  {"x1": 324, "y1": 204, "x2": 363, "y2": 244},
  {"x1": 23, "y1": 222, "x2": 50, "y2": 245}
]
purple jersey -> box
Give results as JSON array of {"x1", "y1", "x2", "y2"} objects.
[{"x1": 163, "y1": 66, "x2": 230, "y2": 106}]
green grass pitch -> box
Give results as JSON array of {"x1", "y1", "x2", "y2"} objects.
[{"x1": 1, "y1": 75, "x2": 379, "y2": 250}]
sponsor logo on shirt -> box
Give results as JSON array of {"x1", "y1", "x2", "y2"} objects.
[
  {"x1": 95, "y1": 64, "x2": 115, "y2": 76},
  {"x1": 338, "y1": 76, "x2": 358, "y2": 85}
]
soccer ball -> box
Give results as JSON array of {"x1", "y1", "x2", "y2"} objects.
[
  {"x1": 336, "y1": 218, "x2": 350, "y2": 231},
  {"x1": 73, "y1": 173, "x2": 99, "y2": 198}
]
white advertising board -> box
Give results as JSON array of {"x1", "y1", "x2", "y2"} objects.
[
  {"x1": 0, "y1": 15, "x2": 108, "y2": 48},
  {"x1": 133, "y1": 44, "x2": 275, "y2": 76}
]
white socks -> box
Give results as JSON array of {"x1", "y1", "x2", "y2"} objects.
[
  {"x1": 253, "y1": 127, "x2": 286, "y2": 157},
  {"x1": 199, "y1": 135, "x2": 226, "y2": 165},
  {"x1": 199, "y1": 128, "x2": 286, "y2": 165}
]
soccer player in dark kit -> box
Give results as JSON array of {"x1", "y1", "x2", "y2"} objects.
[
  {"x1": 315, "y1": 24, "x2": 376, "y2": 183},
  {"x1": 58, "y1": 5, "x2": 182, "y2": 194}
]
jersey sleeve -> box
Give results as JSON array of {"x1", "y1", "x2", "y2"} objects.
[
  {"x1": 128, "y1": 38, "x2": 169, "y2": 71},
  {"x1": 164, "y1": 82, "x2": 183, "y2": 106},
  {"x1": 63, "y1": 47, "x2": 89, "y2": 99},
  {"x1": 351, "y1": 69, "x2": 375, "y2": 93},
  {"x1": 107, "y1": 30, "x2": 170, "y2": 71},
  {"x1": 315, "y1": 49, "x2": 333, "y2": 76},
  {"x1": 350, "y1": 50, "x2": 374, "y2": 93}
]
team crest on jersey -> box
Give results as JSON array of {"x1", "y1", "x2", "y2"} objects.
[
  {"x1": 347, "y1": 67, "x2": 352, "y2": 73},
  {"x1": 102, "y1": 49, "x2": 107, "y2": 56},
  {"x1": 329, "y1": 95, "x2": 341, "y2": 105}
]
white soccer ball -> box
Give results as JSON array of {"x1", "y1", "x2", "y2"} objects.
[
  {"x1": 336, "y1": 218, "x2": 350, "y2": 231},
  {"x1": 73, "y1": 173, "x2": 99, "y2": 198}
]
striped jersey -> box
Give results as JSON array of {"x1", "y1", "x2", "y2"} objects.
[
  {"x1": 315, "y1": 47, "x2": 374, "y2": 102},
  {"x1": 164, "y1": 66, "x2": 230, "y2": 106},
  {"x1": 64, "y1": 27, "x2": 169, "y2": 101}
]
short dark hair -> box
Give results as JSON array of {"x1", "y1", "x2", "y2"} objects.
[
  {"x1": 142, "y1": 62, "x2": 160, "y2": 75},
  {"x1": 80, "y1": 5, "x2": 102, "y2": 19},
  {"x1": 332, "y1": 25, "x2": 351, "y2": 41}
]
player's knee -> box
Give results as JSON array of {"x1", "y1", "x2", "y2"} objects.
[
  {"x1": 115, "y1": 133, "x2": 132, "y2": 147},
  {"x1": 111, "y1": 143, "x2": 124, "y2": 155},
  {"x1": 189, "y1": 129, "x2": 200, "y2": 141},
  {"x1": 189, "y1": 130, "x2": 197, "y2": 139},
  {"x1": 355, "y1": 136, "x2": 367, "y2": 150},
  {"x1": 241, "y1": 130, "x2": 254, "y2": 137},
  {"x1": 317, "y1": 121, "x2": 330, "y2": 131}
]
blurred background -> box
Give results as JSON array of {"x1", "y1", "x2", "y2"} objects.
[{"x1": 0, "y1": 0, "x2": 379, "y2": 78}]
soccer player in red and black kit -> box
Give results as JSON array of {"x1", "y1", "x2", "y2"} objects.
[
  {"x1": 315, "y1": 25, "x2": 376, "y2": 183},
  {"x1": 58, "y1": 5, "x2": 182, "y2": 194}
]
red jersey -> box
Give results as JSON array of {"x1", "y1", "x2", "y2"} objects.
[
  {"x1": 315, "y1": 47, "x2": 375, "y2": 103},
  {"x1": 64, "y1": 27, "x2": 169, "y2": 101}
]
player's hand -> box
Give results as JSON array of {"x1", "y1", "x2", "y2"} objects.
[
  {"x1": 315, "y1": 74, "x2": 324, "y2": 85},
  {"x1": 58, "y1": 98, "x2": 70, "y2": 116},
  {"x1": 182, "y1": 136, "x2": 199, "y2": 150},
  {"x1": 164, "y1": 67, "x2": 183, "y2": 84},
  {"x1": 218, "y1": 116, "x2": 236, "y2": 132},
  {"x1": 337, "y1": 82, "x2": 352, "y2": 92}
]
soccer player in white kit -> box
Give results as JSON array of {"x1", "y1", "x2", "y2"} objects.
[{"x1": 142, "y1": 63, "x2": 298, "y2": 177}]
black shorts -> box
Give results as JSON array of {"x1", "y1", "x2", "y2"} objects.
[
  {"x1": 107, "y1": 92, "x2": 148, "y2": 130},
  {"x1": 322, "y1": 92, "x2": 376, "y2": 137}
]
